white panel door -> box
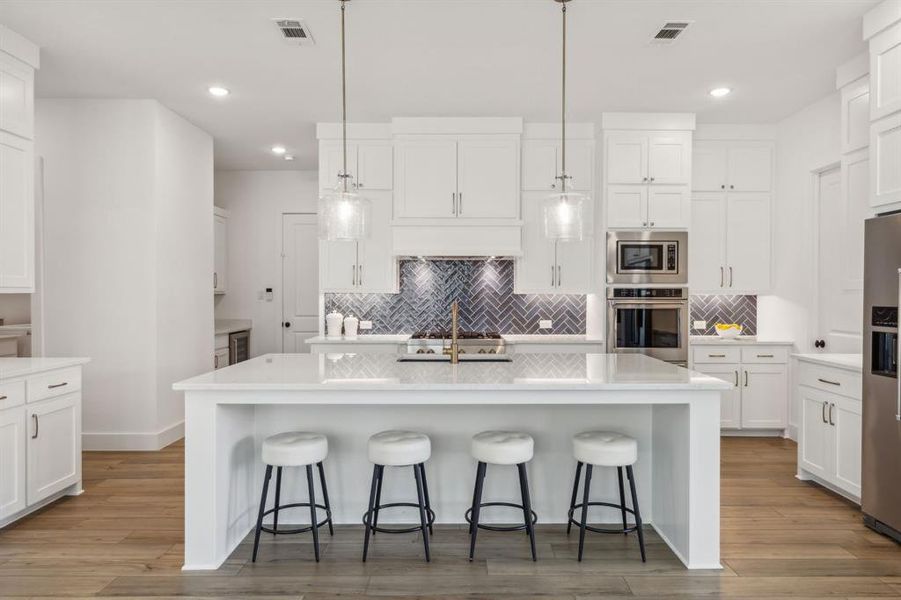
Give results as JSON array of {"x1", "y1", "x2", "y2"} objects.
[
  {"x1": 727, "y1": 144, "x2": 772, "y2": 192},
  {"x1": 689, "y1": 194, "x2": 726, "y2": 291},
  {"x1": 842, "y1": 77, "x2": 870, "y2": 154},
  {"x1": 693, "y1": 363, "x2": 741, "y2": 428},
  {"x1": 0, "y1": 407, "x2": 26, "y2": 519},
  {"x1": 0, "y1": 53, "x2": 33, "y2": 139},
  {"x1": 646, "y1": 186, "x2": 688, "y2": 228},
  {"x1": 27, "y1": 394, "x2": 80, "y2": 505},
  {"x1": 522, "y1": 141, "x2": 558, "y2": 191},
  {"x1": 606, "y1": 185, "x2": 646, "y2": 228},
  {"x1": 457, "y1": 139, "x2": 519, "y2": 219},
  {"x1": 515, "y1": 193, "x2": 556, "y2": 293},
  {"x1": 394, "y1": 139, "x2": 458, "y2": 219},
  {"x1": 799, "y1": 387, "x2": 832, "y2": 479},
  {"x1": 560, "y1": 140, "x2": 595, "y2": 191},
  {"x1": 870, "y1": 21, "x2": 901, "y2": 121},
  {"x1": 0, "y1": 131, "x2": 33, "y2": 292},
  {"x1": 725, "y1": 193, "x2": 771, "y2": 292},
  {"x1": 692, "y1": 141, "x2": 728, "y2": 192},
  {"x1": 648, "y1": 134, "x2": 690, "y2": 184},
  {"x1": 606, "y1": 133, "x2": 647, "y2": 184},
  {"x1": 871, "y1": 112, "x2": 901, "y2": 208},
  {"x1": 318, "y1": 141, "x2": 356, "y2": 191},
  {"x1": 357, "y1": 191, "x2": 397, "y2": 293},
  {"x1": 283, "y1": 214, "x2": 320, "y2": 352},
  {"x1": 555, "y1": 238, "x2": 593, "y2": 294},
  {"x1": 741, "y1": 364, "x2": 787, "y2": 429},
  {"x1": 213, "y1": 214, "x2": 227, "y2": 294},
  {"x1": 832, "y1": 395, "x2": 862, "y2": 497},
  {"x1": 356, "y1": 142, "x2": 393, "y2": 191}
]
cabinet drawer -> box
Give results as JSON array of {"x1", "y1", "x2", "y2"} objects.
[
  {"x1": 741, "y1": 346, "x2": 789, "y2": 364},
  {"x1": 0, "y1": 380, "x2": 25, "y2": 410},
  {"x1": 798, "y1": 362, "x2": 862, "y2": 400},
  {"x1": 692, "y1": 347, "x2": 741, "y2": 364},
  {"x1": 215, "y1": 334, "x2": 229, "y2": 350},
  {"x1": 26, "y1": 367, "x2": 82, "y2": 404}
]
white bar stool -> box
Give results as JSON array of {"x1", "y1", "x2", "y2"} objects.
[
  {"x1": 467, "y1": 430, "x2": 537, "y2": 562},
  {"x1": 362, "y1": 430, "x2": 434, "y2": 562},
  {"x1": 251, "y1": 432, "x2": 332, "y2": 563},
  {"x1": 567, "y1": 431, "x2": 646, "y2": 562}
]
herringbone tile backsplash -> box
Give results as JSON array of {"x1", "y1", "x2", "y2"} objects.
[
  {"x1": 690, "y1": 295, "x2": 757, "y2": 336},
  {"x1": 324, "y1": 259, "x2": 587, "y2": 334}
]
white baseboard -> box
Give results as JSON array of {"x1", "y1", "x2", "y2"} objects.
[
  {"x1": 720, "y1": 428, "x2": 785, "y2": 438},
  {"x1": 82, "y1": 420, "x2": 184, "y2": 451}
]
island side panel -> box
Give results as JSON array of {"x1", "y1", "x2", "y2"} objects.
[{"x1": 688, "y1": 391, "x2": 721, "y2": 568}]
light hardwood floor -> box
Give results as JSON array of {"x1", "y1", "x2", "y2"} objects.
[{"x1": 0, "y1": 437, "x2": 899, "y2": 598}]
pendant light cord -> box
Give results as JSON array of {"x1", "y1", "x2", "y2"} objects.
[
  {"x1": 341, "y1": 0, "x2": 348, "y2": 193},
  {"x1": 561, "y1": 1, "x2": 566, "y2": 179}
]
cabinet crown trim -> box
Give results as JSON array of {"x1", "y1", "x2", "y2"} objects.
[
  {"x1": 601, "y1": 112, "x2": 696, "y2": 131},
  {"x1": 391, "y1": 117, "x2": 523, "y2": 135}
]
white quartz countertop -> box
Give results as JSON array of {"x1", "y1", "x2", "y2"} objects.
[
  {"x1": 689, "y1": 336, "x2": 794, "y2": 346},
  {"x1": 215, "y1": 319, "x2": 252, "y2": 336},
  {"x1": 305, "y1": 334, "x2": 410, "y2": 344},
  {"x1": 502, "y1": 335, "x2": 604, "y2": 344},
  {"x1": 0, "y1": 357, "x2": 90, "y2": 380},
  {"x1": 305, "y1": 334, "x2": 604, "y2": 345},
  {"x1": 792, "y1": 353, "x2": 863, "y2": 372},
  {"x1": 173, "y1": 352, "x2": 731, "y2": 393}
]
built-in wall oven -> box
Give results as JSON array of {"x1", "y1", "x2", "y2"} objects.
[
  {"x1": 606, "y1": 231, "x2": 687, "y2": 285},
  {"x1": 606, "y1": 287, "x2": 689, "y2": 365}
]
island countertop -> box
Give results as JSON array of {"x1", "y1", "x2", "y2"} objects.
[{"x1": 173, "y1": 352, "x2": 731, "y2": 393}]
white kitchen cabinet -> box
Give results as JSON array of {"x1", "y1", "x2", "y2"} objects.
[
  {"x1": 692, "y1": 141, "x2": 773, "y2": 193},
  {"x1": 869, "y1": 20, "x2": 901, "y2": 122},
  {"x1": 842, "y1": 76, "x2": 870, "y2": 154},
  {"x1": 394, "y1": 138, "x2": 458, "y2": 219},
  {"x1": 522, "y1": 139, "x2": 594, "y2": 191},
  {"x1": 0, "y1": 131, "x2": 34, "y2": 292},
  {"x1": 606, "y1": 186, "x2": 646, "y2": 228},
  {"x1": 213, "y1": 207, "x2": 228, "y2": 294},
  {"x1": 606, "y1": 131, "x2": 690, "y2": 185},
  {"x1": 648, "y1": 134, "x2": 692, "y2": 184},
  {"x1": 26, "y1": 393, "x2": 80, "y2": 505},
  {"x1": 606, "y1": 184, "x2": 689, "y2": 229},
  {"x1": 800, "y1": 387, "x2": 832, "y2": 480},
  {"x1": 319, "y1": 140, "x2": 393, "y2": 191},
  {"x1": 457, "y1": 139, "x2": 519, "y2": 219},
  {"x1": 0, "y1": 406, "x2": 26, "y2": 519},
  {"x1": 692, "y1": 362, "x2": 741, "y2": 429},
  {"x1": 0, "y1": 52, "x2": 34, "y2": 140},
  {"x1": 741, "y1": 363, "x2": 787, "y2": 429},
  {"x1": 870, "y1": 111, "x2": 901, "y2": 208}
]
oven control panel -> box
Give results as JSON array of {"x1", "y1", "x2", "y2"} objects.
[{"x1": 609, "y1": 287, "x2": 687, "y2": 299}]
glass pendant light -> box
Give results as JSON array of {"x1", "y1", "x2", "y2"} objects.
[
  {"x1": 319, "y1": 0, "x2": 370, "y2": 241},
  {"x1": 543, "y1": 0, "x2": 586, "y2": 242}
]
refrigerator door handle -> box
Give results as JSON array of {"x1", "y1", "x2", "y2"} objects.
[{"x1": 897, "y1": 268, "x2": 901, "y2": 420}]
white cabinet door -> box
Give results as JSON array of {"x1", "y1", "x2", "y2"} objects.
[
  {"x1": 318, "y1": 141, "x2": 356, "y2": 191},
  {"x1": 871, "y1": 112, "x2": 901, "y2": 208},
  {"x1": 560, "y1": 140, "x2": 595, "y2": 191},
  {"x1": 0, "y1": 406, "x2": 26, "y2": 519},
  {"x1": 869, "y1": 21, "x2": 901, "y2": 121},
  {"x1": 690, "y1": 194, "x2": 726, "y2": 291},
  {"x1": 727, "y1": 144, "x2": 772, "y2": 192},
  {"x1": 457, "y1": 139, "x2": 519, "y2": 219},
  {"x1": 522, "y1": 141, "x2": 558, "y2": 191},
  {"x1": 692, "y1": 142, "x2": 728, "y2": 192},
  {"x1": 356, "y1": 142, "x2": 393, "y2": 191},
  {"x1": 607, "y1": 185, "x2": 646, "y2": 228},
  {"x1": 555, "y1": 238, "x2": 593, "y2": 293},
  {"x1": 832, "y1": 395, "x2": 862, "y2": 497},
  {"x1": 214, "y1": 348, "x2": 229, "y2": 370},
  {"x1": 725, "y1": 193, "x2": 771, "y2": 292},
  {"x1": 694, "y1": 363, "x2": 741, "y2": 428},
  {"x1": 213, "y1": 213, "x2": 227, "y2": 294},
  {"x1": 357, "y1": 191, "x2": 397, "y2": 293},
  {"x1": 741, "y1": 364, "x2": 786, "y2": 429},
  {"x1": 648, "y1": 134, "x2": 690, "y2": 184},
  {"x1": 27, "y1": 394, "x2": 80, "y2": 505},
  {"x1": 319, "y1": 240, "x2": 358, "y2": 292},
  {"x1": 0, "y1": 53, "x2": 34, "y2": 140},
  {"x1": 515, "y1": 193, "x2": 556, "y2": 292},
  {"x1": 842, "y1": 77, "x2": 870, "y2": 154},
  {"x1": 606, "y1": 133, "x2": 647, "y2": 184},
  {"x1": 394, "y1": 139, "x2": 458, "y2": 219},
  {"x1": 0, "y1": 131, "x2": 34, "y2": 292},
  {"x1": 646, "y1": 186, "x2": 689, "y2": 228},
  {"x1": 799, "y1": 387, "x2": 832, "y2": 480}
]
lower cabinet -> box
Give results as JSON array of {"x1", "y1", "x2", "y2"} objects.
[
  {"x1": 0, "y1": 407, "x2": 27, "y2": 518},
  {"x1": 26, "y1": 394, "x2": 81, "y2": 504}
]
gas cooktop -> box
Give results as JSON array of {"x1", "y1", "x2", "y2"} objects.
[{"x1": 410, "y1": 330, "x2": 502, "y2": 340}]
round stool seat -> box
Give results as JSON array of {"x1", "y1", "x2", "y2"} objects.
[
  {"x1": 262, "y1": 432, "x2": 328, "y2": 467},
  {"x1": 471, "y1": 431, "x2": 534, "y2": 465},
  {"x1": 573, "y1": 431, "x2": 637, "y2": 467},
  {"x1": 368, "y1": 430, "x2": 431, "y2": 466}
]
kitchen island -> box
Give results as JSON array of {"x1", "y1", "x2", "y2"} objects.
[{"x1": 173, "y1": 352, "x2": 730, "y2": 571}]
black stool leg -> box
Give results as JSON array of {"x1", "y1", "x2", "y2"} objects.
[
  {"x1": 468, "y1": 464, "x2": 480, "y2": 535},
  {"x1": 566, "y1": 461, "x2": 583, "y2": 535},
  {"x1": 251, "y1": 465, "x2": 272, "y2": 563},
  {"x1": 468, "y1": 461, "x2": 486, "y2": 561},
  {"x1": 362, "y1": 464, "x2": 379, "y2": 562},
  {"x1": 317, "y1": 461, "x2": 334, "y2": 536},
  {"x1": 272, "y1": 467, "x2": 282, "y2": 535},
  {"x1": 577, "y1": 464, "x2": 593, "y2": 562},
  {"x1": 418, "y1": 463, "x2": 434, "y2": 535},
  {"x1": 371, "y1": 465, "x2": 384, "y2": 536},
  {"x1": 626, "y1": 465, "x2": 646, "y2": 562},
  {"x1": 617, "y1": 466, "x2": 628, "y2": 535},
  {"x1": 413, "y1": 463, "x2": 431, "y2": 562},
  {"x1": 517, "y1": 463, "x2": 537, "y2": 561},
  {"x1": 305, "y1": 465, "x2": 320, "y2": 562}
]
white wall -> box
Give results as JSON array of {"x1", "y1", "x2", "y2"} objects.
[
  {"x1": 214, "y1": 170, "x2": 318, "y2": 357},
  {"x1": 35, "y1": 99, "x2": 213, "y2": 450}
]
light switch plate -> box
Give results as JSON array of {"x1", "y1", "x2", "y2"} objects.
[
  {"x1": 539, "y1": 319, "x2": 553, "y2": 329},
  {"x1": 693, "y1": 320, "x2": 707, "y2": 330},
  {"x1": 360, "y1": 320, "x2": 373, "y2": 330}
]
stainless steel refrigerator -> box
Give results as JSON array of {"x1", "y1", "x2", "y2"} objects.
[{"x1": 862, "y1": 213, "x2": 901, "y2": 542}]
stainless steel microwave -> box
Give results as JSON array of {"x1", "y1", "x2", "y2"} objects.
[{"x1": 606, "y1": 231, "x2": 688, "y2": 285}]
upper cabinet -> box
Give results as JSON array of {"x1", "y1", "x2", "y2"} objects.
[
  {"x1": 606, "y1": 132, "x2": 691, "y2": 185},
  {"x1": 318, "y1": 140, "x2": 393, "y2": 192},
  {"x1": 871, "y1": 112, "x2": 901, "y2": 208},
  {"x1": 0, "y1": 53, "x2": 34, "y2": 140},
  {"x1": 394, "y1": 136, "x2": 520, "y2": 222},
  {"x1": 692, "y1": 141, "x2": 773, "y2": 193},
  {"x1": 213, "y1": 207, "x2": 228, "y2": 294},
  {"x1": 522, "y1": 139, "x2": 594, "y2": 191},
  {"x1": 869, "y1": 19, "x2": 901, "y2": 122},
  {"x1": 842, "y1": 76, "x2": 871, "y2": 154}
]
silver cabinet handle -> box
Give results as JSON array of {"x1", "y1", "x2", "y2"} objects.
[
  {"x1": 708, "y1": 353, "x2": 726, "y2": 358},
  {"x1": 744, "y1": 370, "x2": 749, "y2": 387},
  {"x1": 729, "y1": 266, "x2": 734, "y2": 287},
  {"x1": 358, "y1": 265, "x2": 363, "y2": 286},
  {"x1": 817, "y1": 378, "x2": 840, "y2": 386},
  {"x1": 821, "y1": 401, "x2": 827, "y2": 424},
  {"x1": 452, "y1": 192, "x2": 456, "y2": 215},
  {"x1": 757, "y1": 354, "x2": 774, "y2": 358},
  {"x1": 352, "y1": 264, "x2": 356, "y2": 286},
  {"x1": 0, "y1": 395, "x2": 7, "y2": 401},
  {"x1": 358, "y1": 182, "x2": 364, "y2": 188},
  {"x1": 733, "y1": 370, "x2": 738, "y2": 387},
  {"x1": 730, "y1": 184, "x2": 734, "y2": 190},
  {"x1": 642, "y1": 176, "x2": 648, "y2": 182},
  {"x1": 720, "y1": 266, "x2": 724, "y2": 287},
  {"x1": 31, "y1": 414, "x2": 38, "y2": 439},
  {"x1": 557, "y1": 265, "x2": 561, "y2": 287},
  {"x1": 649, "y1": 221, "x2": 655, "y2": 227},
  {"x1": 214, "y1": 272, "x2": 218, "y2": 288},
  {"x1": 642, "y1": 221, "x2": 648, "y2": 227},
  {"x1": 650, "y1": 177, "x2": 655, "y2": 182},
  {"x1": 458, "y1": 192, "x2": 462, "y2": 215},
  {"x1": 214, "y1": 354, "x2": 219, "y2": 369},
  {"x1": 828, "y1": 403, "x2": 835, "y2": 426},
  {"x1": 551, "y1": 265, "x2": 556, "y2": 287},
  {"x1": 48, "y1": 382, "x2": 68, "y2": 389}
]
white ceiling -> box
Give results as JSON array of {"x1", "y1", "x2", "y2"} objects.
[{"x1": 0, "y1": 0, "x2": 877, "y2": 171}]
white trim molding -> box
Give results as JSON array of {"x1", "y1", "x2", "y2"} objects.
[{"x1": 82, "y1": 420, "x2": 184, "y2": 451}]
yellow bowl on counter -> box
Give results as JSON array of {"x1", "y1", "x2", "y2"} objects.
[{"x1": 715, "y1": 323, "x2": 743, "y2": 339}]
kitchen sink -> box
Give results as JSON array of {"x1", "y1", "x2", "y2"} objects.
[{"x1": 397, "y1": 354, "x2": 513, "y2": 363}]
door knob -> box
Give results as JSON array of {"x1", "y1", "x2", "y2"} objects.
[
  {"x1": 814, "y1": 339, "x2": 826, "y2": 349},
  {"x1": 283, "y1": 322, "x2": 291, "y2": 328}
]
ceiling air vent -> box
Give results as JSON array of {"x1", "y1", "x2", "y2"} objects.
[
  {"x1": 273, "y1": 18, "x2": 315, "y2": 46},
  {"x1": 650, "y1": 21, "x2": 693, "y2": 45}
]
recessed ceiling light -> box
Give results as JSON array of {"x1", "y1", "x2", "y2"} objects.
[
  {"x1": 271, "y1": 145, "x2": 287, "y2": 155},
  {"x1": 709, "y1": 87, "x2": 732, "y2": 98},
  {"x1": 284, "y1": 155, "x2": 295, "y2": 161},
  {"x1": 208, "y1": 86, "x2": 230, "y2": 97}
]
